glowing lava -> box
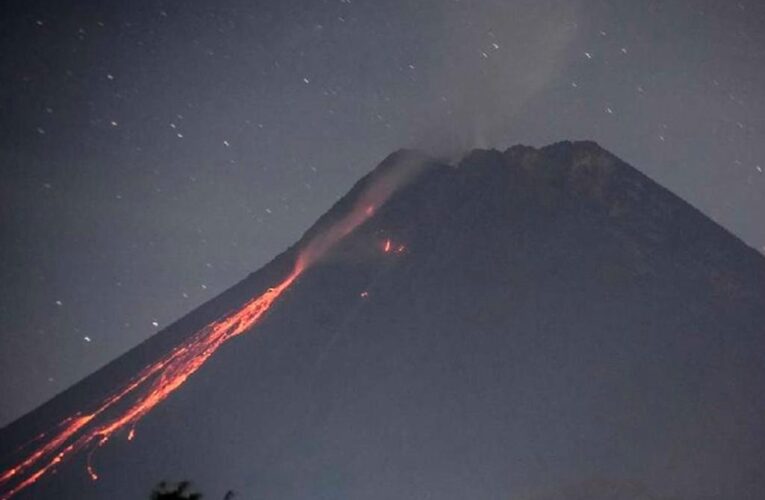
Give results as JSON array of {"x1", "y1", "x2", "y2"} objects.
[
  {"x1": 0, "y1": 151, "x2": 427, "y2": 499},
  {"x1": 382, "y1": 238, "x2": 405, "y2": 255},
  {"x1": 0, "y1": 265, "x2": 301, "y2": 500}
]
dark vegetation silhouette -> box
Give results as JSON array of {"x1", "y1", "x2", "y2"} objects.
[{"x1": 150, "y1": 481, "x2": 234, "y2": 500}]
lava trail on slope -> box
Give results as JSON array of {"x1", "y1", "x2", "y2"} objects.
[
  {"x1": 0, "y1": 265, "x2": 301, "y2": 500},
  {"x1": 0, "y1": 152, "x2": 427, "y2": 499}
]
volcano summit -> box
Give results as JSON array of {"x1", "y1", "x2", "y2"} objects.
[{"x1": 1, "y1": 141, "x2": 764, "y2": 500}]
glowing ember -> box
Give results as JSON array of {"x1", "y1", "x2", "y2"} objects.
[
  {"x1": 86, "y1": 462, "x2": 98, "y2": 481},
  {"x1": 381, "y1": 238, "x2": 405, "y2": 255}
]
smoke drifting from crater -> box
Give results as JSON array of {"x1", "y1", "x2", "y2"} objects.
[
  {"x1": 297, "y1": 151, "x2": 431, "y2": 269},
  {"x1": 410, "y1": 0, "x2": 580, "y2": 155}
]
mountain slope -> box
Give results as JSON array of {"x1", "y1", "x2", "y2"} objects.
[{"x1": 2, "y1": 141, "x2": 764, "y2": 500}]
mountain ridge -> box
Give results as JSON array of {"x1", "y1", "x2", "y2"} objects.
[{"x1": 2, "y1": 140, "x2": 764, "y2": 500}]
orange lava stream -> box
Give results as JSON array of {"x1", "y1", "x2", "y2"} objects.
[
  {"x1": 0, "y1": 264, "x2": 302, "y2": 499},
  {"x1": 1, "y1": 165, "x2": 404, "y2": 498}
]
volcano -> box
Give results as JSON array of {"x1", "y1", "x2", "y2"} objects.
[{"x1": 1, "y1": 141, "x2": 764, "y2": 500}]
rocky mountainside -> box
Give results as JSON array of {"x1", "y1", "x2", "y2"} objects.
[{"x1": 2, "y1": 141, "x2": 764, "y2": 500}]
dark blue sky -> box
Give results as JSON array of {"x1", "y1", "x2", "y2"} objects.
[{"x1": 1, "y1": 0, "x2": 764, "y2": 426}]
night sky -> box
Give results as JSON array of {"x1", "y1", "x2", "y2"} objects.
[{"x1": 1, "y1": 0, "x2": 764, "y2": 427}]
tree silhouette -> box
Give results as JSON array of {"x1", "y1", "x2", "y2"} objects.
[
  {"x1": 150, "y1": 481, "x2": 203, "y2": 500},
  {"x1": 150, "y1": 481, "x2": 236, "y2": 500}
]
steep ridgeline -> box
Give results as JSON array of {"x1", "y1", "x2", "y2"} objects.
[{"x1": 1, "y1": 141, "x2": 764, "y2": 500}]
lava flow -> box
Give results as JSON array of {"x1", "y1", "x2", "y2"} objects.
[
  {"x1": 0, "y1": 153, "x2": 426, "y2": 499},
  {"x1": 0, "y1": 264, "x2": 301, "y2": 500}
]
